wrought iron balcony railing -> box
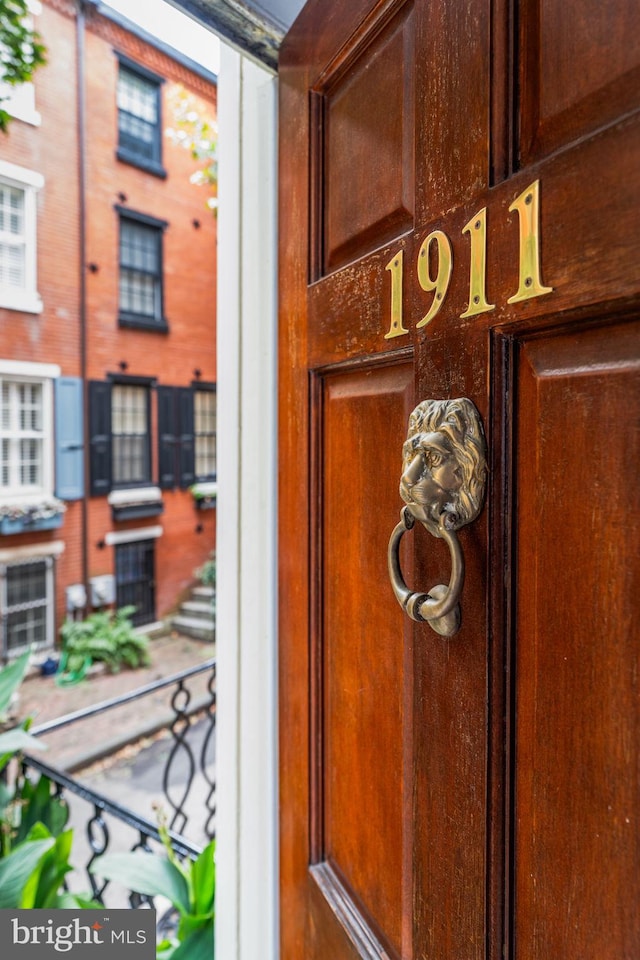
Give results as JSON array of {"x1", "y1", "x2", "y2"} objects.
[{"x1": 18, "y1": 657, "x2": 216, "y2": 907}]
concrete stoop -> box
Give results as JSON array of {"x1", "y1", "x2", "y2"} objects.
[{"x1": 171, "y1": 584, "x2": 215, "y2": 642}]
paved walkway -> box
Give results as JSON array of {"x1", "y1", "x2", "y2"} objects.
[{"x1": 17, "y1": 632, "x2": 215, "y2": 771}]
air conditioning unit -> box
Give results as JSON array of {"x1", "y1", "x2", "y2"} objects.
[
  {"x1": 65, "y1": 583, "x2": 87, "y2": 612},
  {"x1": 90, "y1": 574, "x2": 116, "y2": 607}
]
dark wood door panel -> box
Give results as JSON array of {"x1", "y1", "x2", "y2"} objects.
[
  {"x1": 312, "y1": 360, "x2": 414, "y2": 958},
  {"x1": 519, "y1": 0, "x2": 640, "y2": 163},
  {"x1": 513, "y1": 318, "x2": 640, "y2": 960},
  {"x1": 307, "y1": 113, "x2": 640, "y2": 369},
  {"x1": 317, "y1": 4, "x2": 415, "y2": 276}
]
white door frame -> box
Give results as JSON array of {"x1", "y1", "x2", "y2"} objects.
[{"x1": 215, "y1": 44, "x2": 279, "y2": 960}]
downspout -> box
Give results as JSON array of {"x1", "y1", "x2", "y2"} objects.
[{"x1": 76, "y1": 0, "x2": 89, "y2": 604}]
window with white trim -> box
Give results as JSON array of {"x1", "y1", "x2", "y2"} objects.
[
  {"x1": 0, "y1": 161, "x2": 43, "y2": 313},
  {"x1": 1, "y1": 556, "x2": 54, "y2": 658},
  {"x1": 0, "y1": 0, "x2": 42, "y2": 128},
  {"x1": 0, "y1": 361, "x2": 57, "y2": 503},
  {"x1": 0, "y1": 376, "x2": 53, "y2": 498}
]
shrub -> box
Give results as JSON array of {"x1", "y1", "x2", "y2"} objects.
[
  {"x1": 59, "y1": 605, "x2": 151, "y2": 677},
  {"x1": 195, "y1": 553, "x2": 216, "y2": 589}
]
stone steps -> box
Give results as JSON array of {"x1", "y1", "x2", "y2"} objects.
[{"x1": 171, "y1": 584, "x2": 215, "y2": 642}]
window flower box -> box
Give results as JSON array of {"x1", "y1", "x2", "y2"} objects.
[
  {"x1": 190, "y1": 482, "x2": 217, "y2": 511},
  {"x1": 108, "y1": 486, "x2": 164, "y2": 522},
  {"x1": 0, "y1": 497, "x2": 66, "y2": 536}
]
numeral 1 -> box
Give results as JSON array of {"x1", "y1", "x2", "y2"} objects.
[
  {"x1": 507, "y1": 179, "x2": 553, "y2": 304},
  {"x1": 460, "y1": 207, "x2": 495, "y2": 318},
  {"x1": 384, "y1": 250, "x2": 408, "y2": 339}
]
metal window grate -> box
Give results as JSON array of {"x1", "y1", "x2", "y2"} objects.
[
  {"x1": 115, "y1": 540, "x2": 155, "y2": 626},
  {"x1": 1, "y1": 557, "x2": 52, "y2": 657}
]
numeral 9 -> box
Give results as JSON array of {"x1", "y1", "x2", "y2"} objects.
[{"x1": 416, "y1": 230, "x2": 452, "y2": 329}]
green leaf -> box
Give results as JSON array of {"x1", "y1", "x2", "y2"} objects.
[
  {"x1": 15, "y1": 774, "x2": 67, "y2": 844},
  {"x1": 191, "y1": 840, "x2": 215, "y2": 915},
  {"x1": 169, "y1": 923, "x2": 214, "y2": 960},
  {"x1": 177, "y1": 913, "x2": 213, "y2": 940},
  {"x1": 0, "y1": 726, "x2": 44, "y2": 756},
  {"x1": 54, "y1": 891, "x2": 102, "y2": 909},
  {"x1": 22, "y1": 829, "x2": 73, "y2": 908},
  {"x1": 90, "y1": 851, "x2": 191, "y2": 915},
  {"x1": 0, "y1": 838, "x2": 54, "y2": 908},
  {"x1": 0, "y1": 650, "x2": 31, "y2": 717}
]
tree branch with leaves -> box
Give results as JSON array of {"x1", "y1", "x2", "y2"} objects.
[
  {"x1": 0, "y1": 0, "x2": 46, "y2": 132},
  {"x1": 166, "y1": 85, "x2": 218, "y2": 213}
]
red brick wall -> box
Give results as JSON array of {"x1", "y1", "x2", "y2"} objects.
[
  {"x1": 0, "y1": 0, "x2": 217, "y2": 641},
  {"x1": 82, "y1": 8, "x2": 217, "y2": 619},
  {"x1": 0, "y1": 0, "x2": 84, "y2": 628}
]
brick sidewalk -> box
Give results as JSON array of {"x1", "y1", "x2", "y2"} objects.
[{"x1": 16, "y1": 633, "x2": 215, "y2": 771}]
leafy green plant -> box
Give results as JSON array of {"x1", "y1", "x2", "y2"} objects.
[
  {"x1": 194, "y1": 553, "x2": 216, "y2": 589},
  {"x1": 0, "y1": 654, "x2": 96, "y2": 909},
  {"x1": 91, "y1": 814, "x2": 215, "y2": 960},
  {"x1": 0, "y1": 650, "x2": 43, "y2": 765},
  {"x1": 58, "y1": 606, "x2": 151, "y2": 679}
]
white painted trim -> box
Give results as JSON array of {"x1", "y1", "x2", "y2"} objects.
[
  {"x1": 0, "y1": 359, "x2": 59, "y2": 380},
  {"x1": 0, "y1": 160, "x2": 44, "y2": 189},
  {"x1": 0, "y1": 367, "x2": 57, "y2": 500},
  {"x1": 104, "y1": 525, "x2": 163, "y2": 546},
  {"x1": 215, "y1": 45, "x2": 279, "y2": 960},
  {"x1": 0, "y1": 162, "x2": 44, "y2": 313},
  {"x1": 107, "y1": 486, "x2": 162, "y2": 505},
  {"x1": 0, "y1": 539, "x2": 65, "y2": 563}
]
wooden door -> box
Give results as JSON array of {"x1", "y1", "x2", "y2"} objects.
[{"x1": 278, "y1": 2, "x2": 640, "y2": 959}]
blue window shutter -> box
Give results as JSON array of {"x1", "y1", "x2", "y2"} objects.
[{"x1": 55, "y1": 377, "x2": 84, "y2": 500}]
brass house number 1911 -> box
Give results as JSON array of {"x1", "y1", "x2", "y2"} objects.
[{"x1": 384, "y1": 180, "x2": 553, "y2": 339}]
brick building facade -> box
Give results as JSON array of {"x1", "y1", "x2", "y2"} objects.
[{"x1": 0, "y1": 0, "x2": 217, "y2": 660}]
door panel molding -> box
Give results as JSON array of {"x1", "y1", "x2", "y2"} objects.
[
  {"x1": 518, "y1": 0, "x2": 640, "y2": 164},
  {"x1": 310, "y1": 862, "x2": 397, "y2": 960}
]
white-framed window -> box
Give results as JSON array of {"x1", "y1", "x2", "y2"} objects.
[
  {"x1": 0, "y1": 160, "x2": 43, "y2": 314},
  {"x1": 0, "y1": 0, "x2": 42, "y2": 128},
  {"x1": 1, "y1": 555, "x2": 53, "y2": 658},
  {"x1": 0, "y1": 360, "x2": 58, "y2": 502}
]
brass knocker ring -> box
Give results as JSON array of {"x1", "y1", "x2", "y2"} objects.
[
  {"x1": 387, "y1": 398, "x2": 487, "y2": 637},
  {"x1": 387, "y1": 505, "x2": 464, "y2": 636}
]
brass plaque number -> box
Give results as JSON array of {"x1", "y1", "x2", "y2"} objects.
[{"x1": 384, "y1": 179, "x2": 553, "y2": 339}]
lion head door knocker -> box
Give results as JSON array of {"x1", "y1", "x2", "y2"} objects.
[{"x1": 387, "y1": 398, "x2": 487, "y2": 636}]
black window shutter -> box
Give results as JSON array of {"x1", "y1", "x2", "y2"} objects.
[
  {"x1": 177, "y1": 387, "x2": 195, "y2": 489},
  {"x1": 88, "y1": 380, "x2": 112, "y2": 495},
  {"x1": 157, "y1": 385, "x2": 177, "y2": 489}
]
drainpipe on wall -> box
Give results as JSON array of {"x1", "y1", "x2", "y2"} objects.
[{"x1": 76, "y1": 0, "x2": 89, "y2": 606}]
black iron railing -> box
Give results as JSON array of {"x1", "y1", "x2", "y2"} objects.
[{"x1": 19, "y1": 658, "x2": 216, "y2": 907}]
